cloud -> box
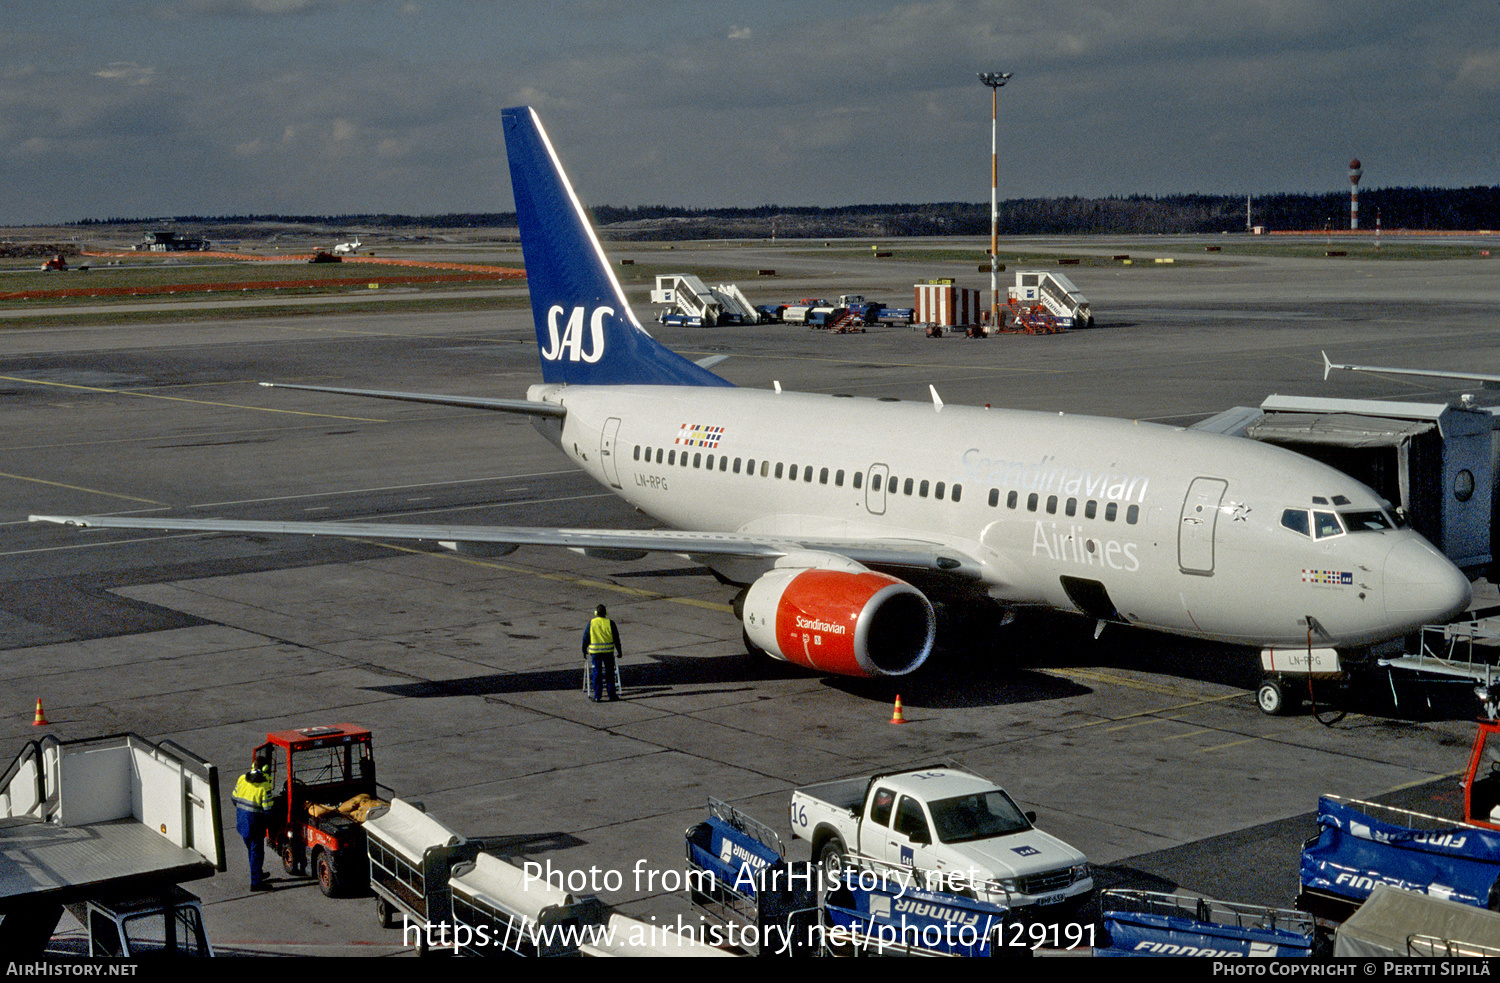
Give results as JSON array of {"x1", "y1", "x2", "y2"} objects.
[
  {"x1": 0, "y1": 0, "x2": 1494, "y2": 222},
  {"x1": 149, "y1": 0, "x2": 352, "y2": 16},
  {"x1": 92, "y1": 62, "x2": 155, "y2": 86}
]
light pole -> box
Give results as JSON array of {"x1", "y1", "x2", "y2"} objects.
[{"x1": 978, "y1": 71, "x2": 1012, "y2": 331}]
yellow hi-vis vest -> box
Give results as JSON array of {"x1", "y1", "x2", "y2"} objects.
[
  {"x1": 587, "y1": 617, "x2": 616, "y2": 655},
  {"x1": 233, "y1": 772, "x2": 273, "y2": 814}
]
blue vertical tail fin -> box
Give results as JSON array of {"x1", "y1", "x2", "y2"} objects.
[{"x1": 502, "y1": 106, "x2": 731, "y2": 387}]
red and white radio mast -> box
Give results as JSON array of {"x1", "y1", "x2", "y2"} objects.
[{"x1": 1349, "y1": 159, "x2": 1363, "y2": 230}]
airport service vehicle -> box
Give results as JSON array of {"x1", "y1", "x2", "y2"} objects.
[
  {"x1": 76, "y1": 886, "x2": 214, "y2": 958},
  {"x1": 254, "y1": 723, "x2": 382, "y2": 898},
  {"x1": 0, "y1": 732, "x2": 223, "y2": 957},
  {"x1": 1297, "y1": 794, "x2": 1500, "y2": 922},
  {"x1": 1333, "y1": 884, "x2": 1500, "y2": 957},
  {"x1": 821, "y1": 867, "x2": 1012, "y2": 956},
  {"x1": 1465, "y1": 716, "x2": 1500, "y2": 830},
  {"x1": 32, "y1": 106, "x2": 1473, "y2": 691},
  {"x1": 789, "y1": 766, "x2": 1093, "y2": 912},
  {"x1": 1007, "y1": 270, "x2": 1093, "y2": 329},
  {"x1": 683, "y1": 797, "x2": 818, "y2": 954},
  {"x1": 1097, "y1": 889, "x2": 1315, "y2": 957}
]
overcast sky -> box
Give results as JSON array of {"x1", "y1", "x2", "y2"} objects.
[{"x1": 2, "y1": 0, "x2": 1496, "y2": 224}]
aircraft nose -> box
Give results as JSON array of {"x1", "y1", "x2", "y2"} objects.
[{"x1": 1384, "y1": 537, "x2": 1471, "y2": 626}]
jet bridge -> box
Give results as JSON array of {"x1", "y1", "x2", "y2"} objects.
[
  {"x1": 0, "y1": 732, "x2": 224, "y2": 955},
  {"x1": 1201, "y1": 395, "x2": 1495, "y2": 574}
]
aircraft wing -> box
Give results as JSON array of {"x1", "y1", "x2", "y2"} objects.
[
  {"x1": 27, "y1": 514, "x2": 988, "y2": 579},
  {"x1": 257, "y1": 382, "x2": 566, "y2": 417},
  {"x1": 1322, "y1": 351, "x2": 1500, "y2": 389}
]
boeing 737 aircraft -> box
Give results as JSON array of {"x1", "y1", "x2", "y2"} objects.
[{"x1": 33, "y1": 107, "x2": 1472, "y2": 686}]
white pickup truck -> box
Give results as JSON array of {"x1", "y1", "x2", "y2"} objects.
[{"x1": 789, "y1": 766, "x2": 1093, "y2": 912}]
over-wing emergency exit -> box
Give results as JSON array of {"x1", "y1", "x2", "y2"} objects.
[{"x1": 32, "y1": 107, "x2": 1472, "y2": 681}]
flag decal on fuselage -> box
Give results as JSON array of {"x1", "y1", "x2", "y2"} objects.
[{"x1": 676, "y1": 424, "x2": 726, "y2": 448}]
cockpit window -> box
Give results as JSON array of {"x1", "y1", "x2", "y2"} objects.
[
  {"x1": 1341, "y1": 510, "x2": 1393, "y2": 532},
  {"x1": 1281, "y1": 509, "x2": 1311, "y2": 537},
  {"x1": 1313, "y1": 511, "x2": 1344, "y2": 539}
]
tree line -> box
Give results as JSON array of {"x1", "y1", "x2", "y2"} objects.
[{"x1": 65, "y1": 187, "x2": 1498, "y2": 239}]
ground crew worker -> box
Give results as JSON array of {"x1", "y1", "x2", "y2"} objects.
[
  {"x1": 582, "y1": 603, "x2": 622, "y2": 702},
  {"x1": 233, "y1": 759, "x2": 275, "y2": 891}
]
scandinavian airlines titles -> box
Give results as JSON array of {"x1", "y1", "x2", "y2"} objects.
[{"x1": 961, "y1": 450, "x2": 1150, "y2": 504}]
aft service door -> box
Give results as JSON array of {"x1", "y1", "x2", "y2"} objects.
[
  {"x1": 1179, "y1": 477, "x2": 1228, "y2": 575},
  {"x1": 601, "y1": 417, "x2": 622, "y2": 489},
  {"x1": 865, "y1": 464, "x2": 889, "y2": 515}
]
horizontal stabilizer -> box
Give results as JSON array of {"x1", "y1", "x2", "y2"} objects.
[
  {"x1": 259, "y1": 382, "x2": 566, "y2": 417},
  {"x1": 1322, "y1": 350, "x2": 1500, "y2": 388}
]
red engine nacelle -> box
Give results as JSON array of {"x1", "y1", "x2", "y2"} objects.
[{"x1": 741, "y1": 567, "x2": 935, "y2": 677}]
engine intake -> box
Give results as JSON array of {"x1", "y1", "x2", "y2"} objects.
[{"x1": 742, "y1": 567, "x2": 935, "y2": 677}]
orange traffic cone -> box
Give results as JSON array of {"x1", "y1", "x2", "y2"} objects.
[
  {"x1": 889, "y1": 695, "x2": 907, "y2": 725},
  {"x1": 32, "y1": 699, "x2": 49, "y2": 727}
]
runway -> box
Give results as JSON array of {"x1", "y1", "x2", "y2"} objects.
[{"x1": 1, "y1": 236, "x2": 1496, "y2": 954}]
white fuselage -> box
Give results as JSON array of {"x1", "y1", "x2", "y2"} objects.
[{"x1": 533, "y1": 384, "x2": 1470, "y2": 652}]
